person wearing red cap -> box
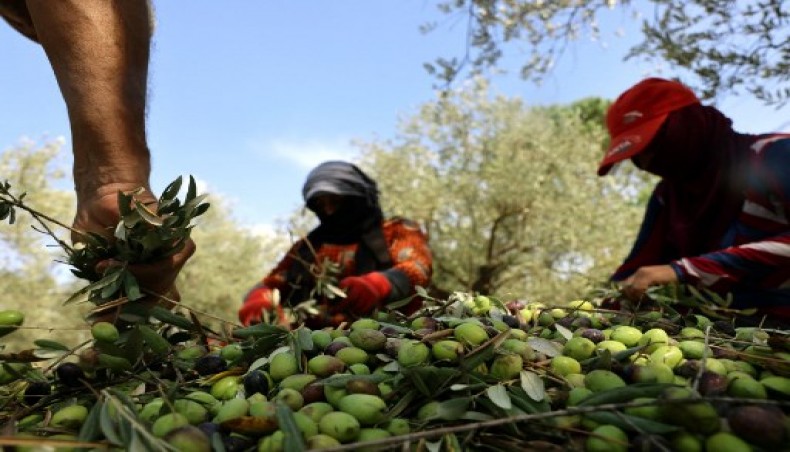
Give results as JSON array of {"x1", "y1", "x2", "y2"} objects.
[
  {"x1": 239, "y1": 161, "x2": 433, "y2": 328},
  {"x1": 598, "y1": 78, "x2": 790, "y2": 321}
]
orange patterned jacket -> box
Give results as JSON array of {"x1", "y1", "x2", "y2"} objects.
[{"x1": 260, "y1": 217, "x2": 432, "y2": 323}]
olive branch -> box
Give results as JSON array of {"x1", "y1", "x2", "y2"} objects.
[{"x1": 0, "y1": 175, "x2": 210, "y2": 313}]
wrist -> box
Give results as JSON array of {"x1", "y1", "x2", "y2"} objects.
[{"x1": 74, "y1": 156, "x2": 151, "y2": 200}]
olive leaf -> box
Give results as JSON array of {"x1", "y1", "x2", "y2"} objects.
[
  {"x1": 554, "y1": 324, "x2": 573, "y2": 341},
  {"x1": 99, "y1": 399, "x2": 124, "y2": 446},
  {"x1": 519, "y1": 370, "x2": 545, "y2": 402},
  {"x1": 78, "y1": 400, "x2": 104, "y2": 442},
  {"x1": 33, "y1": 339, "x2": 70, "y2": 351},
  {"x1": 149, "y1": 306, "x2": 196, "y2": 331},
  {"x1": 321, "y1": 373, "x2": 390, "y2": 388},
  {"x1": 584, "y1": 411, "x2": 679, "y2": 434},
  {"x1": 435, "y1": 397, "x2": 472, "y2": 421},
  {"x1": 508, "y1": 386, "x2": 551, "y2": 414},
  {"x1": 275, "y1": 402, "x2": 306, "y2": 452},
  {"x1": 577, "y1": 383, "x2": 677, "y2": 407},
  {"x1": 486, "y1": 384, "x2": 512, "y2": 410},
  {"x1": 526, "y1": 337, "x2": 563, "y2": 357}
]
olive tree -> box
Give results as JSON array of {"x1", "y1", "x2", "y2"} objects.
[
  {"x1": 356, "y1": 80, "x2": 649, "y2": 304},
  {"x1": 176, "y1": 196, "x2": 290, "y2": 324},
  {"x1": 425, "y1": 0, "x2": 789, "y2": 105},
  {"x1": 0, "y1": 139, "x2": 89, "y2": 349}
]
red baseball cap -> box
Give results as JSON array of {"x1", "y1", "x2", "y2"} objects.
[{"x1": 597, "y1": 78, "x2": 700, "y2": 176}]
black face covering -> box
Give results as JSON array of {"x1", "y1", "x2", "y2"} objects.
[
  {"x1": 632, "y1": 107, "x2": 711, "y2": 182},
  {"x1": 302, "y1": 161, "x2": 384, "y2": 244},
  {"x1": 312, "y1": 196, "x2": 379, "y2": 244}
]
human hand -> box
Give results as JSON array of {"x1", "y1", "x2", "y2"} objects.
[
  {"x1": 72, "y1": 182, "x2": 154, "y2": 242},
  {"x1": 333, "y1": 272, "x2": 391, "y2": 316},
  {"x1": 621, "y1": 265, "x2": 678, "y2": 301},
  {"x1": 239, "y1": 286, "x2": 286, "y2": 326},
  {"x1": 74, "y1": 183, "x2": 195, "y2": 321}
]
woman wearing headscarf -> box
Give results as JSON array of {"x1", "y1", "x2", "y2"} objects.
[
  {"x1": 239, "y1": 160, "x2": 432, "y2": 327},
  {"x1": 598, "y1": 78, "x2": 790, "y2": 321}
]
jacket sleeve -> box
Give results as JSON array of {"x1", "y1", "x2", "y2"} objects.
[
  {"x1": 672, "y1": 138, "x2": 790, "y2": 292},
  {"x1": 380, "y1": 219, "x2": 433, "y2": 302},
  {"x1": 612, "y1": 185, "x2": 675, "y2": 281}
]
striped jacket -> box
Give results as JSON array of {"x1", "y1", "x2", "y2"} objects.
[{"x1": 615, "y1": 135, "x2": 790, "y2": 318}]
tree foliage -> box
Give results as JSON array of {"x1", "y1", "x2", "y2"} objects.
[
  {"x1": 356, "y1": 80, "x2": 648, "y2": 303},
  {"x1": 176, "y1": 196, "x2": 289, "y2": 324},
  {"x1": 425, "y1": 0, "x2": 789, "y2": 105},
  {"x1": 0, "y1": 139, "x2": 89, "y2": 349}
]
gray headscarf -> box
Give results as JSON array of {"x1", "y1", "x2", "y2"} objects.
[
  {"x1": 285, "y1": 161, "x2": 393, "y2": 306},
  {"x1": 302, "y1": 161, "x2": 380, "y2": 212}
]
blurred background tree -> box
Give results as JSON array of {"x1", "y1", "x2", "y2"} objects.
[
  {"x1": 0, "y1": 139, "x2": 89, "y2": 349},
  {"x1": 355, "y1": 80, "x2": 653, "y2": 303},
  {"x1": 425, "y1": 0, "x2": 789, "y2": 105},
  {"x1": 176, "y1": 196, "x2": 288, "y2": 325}
]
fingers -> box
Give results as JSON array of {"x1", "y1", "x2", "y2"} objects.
[{"x1": 94, "y1": 237, "x2": 195, "y2": 297}]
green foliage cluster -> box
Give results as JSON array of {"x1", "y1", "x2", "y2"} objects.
[{"x1": 426, "y1": 0, "x2": 789, "y2": 105}]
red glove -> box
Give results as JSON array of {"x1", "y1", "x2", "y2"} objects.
[
  {"x1": 334, "y1": 272, "x2": 392, "y2": 316},
  {"x1": 239, "y1": 286, "x2": 286, "y2": 326}
]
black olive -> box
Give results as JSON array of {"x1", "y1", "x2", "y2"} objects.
[
  {"x1": 712, "y1": 320, "x2": 735, "y2": 337},
  {"x1": 556, "y1": 316, "x2": 575, "y2": 329},
  {"x1": 571, "y1": 316, "x2": 592, "y2": 329},
  {"x1": 580, "y1": 328, "x2": 605, "y2": 344},
  {"x1": 159, "y1": 362, "x2": 177, "y2": 380},
  {"x1": 501, "y1": 315, "x2": 520, "y2": 329},
  {"x1": 222, "y1": 434, "x2": 254, "y2": 452},
  {"x1": 23, "y1": 381, "x2": 51, "y2": 405},
  {"x1": 379, "y1": 326, "x2": 401, "y2": 338},
  {"x1": 193, "y1": 355, "x2": 227, "y2": 376},
  {"x1": 324, "y1": 342, "x2": 349, "y2": 356},
  {"x1": 675, "y1": 360, "x2": 700, "y2": 379},
  {"x1": 242, "y1": 370, "x2": 269, "y2": 396},
  {"x1": 197, "y1": 422, "x2": 221, "y2": 438},
  {"x1": 697, "y1": 371, "x2": 728, "y2": 396},
  {"x1": 55, "y1": 363, "x2": 86, "y2": 387}
]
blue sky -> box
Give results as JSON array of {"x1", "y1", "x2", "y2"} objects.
[{"x1": 2, "y1": 2, "x2": 788, "y2": 229}]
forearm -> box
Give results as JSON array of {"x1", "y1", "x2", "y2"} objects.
[{"x1": 25, "y1": 0, "x2": 153, "y2": 196}]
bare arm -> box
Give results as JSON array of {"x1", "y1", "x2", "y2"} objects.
[
  {"x1": 10, "y1": 1, "x2": 195, "y2": 318},
  {"x1": 26, "y1": 0, "x2": 153, "y2": 221}
]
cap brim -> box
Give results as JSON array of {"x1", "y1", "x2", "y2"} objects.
[{"x1": 597, "y1": 113, "x2": 669, "y2": 176}]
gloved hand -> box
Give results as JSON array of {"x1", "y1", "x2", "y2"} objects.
[
  {"x1": 333, "y1": 272, "x2": 392, "y2": 316},
  {"x1": 239, "y1": 285, "x2": 285, "y2": 326}
]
